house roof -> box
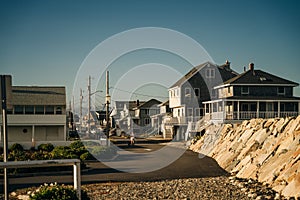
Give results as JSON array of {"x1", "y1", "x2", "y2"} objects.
[
  {"x1": 169, "y1": 61, "x2": 238, "y2": 89},
  {"x1": 133, "y1": 99, "x2": 162, "y2": 110},
  {"x1": 11, "y1": 86, "x2": 66, "y2": 105},
  {"x1": 223, "y1": 69, "x2": 299, "y2": 86}
]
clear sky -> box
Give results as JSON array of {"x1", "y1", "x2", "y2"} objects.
[{"x1": 1, "y1": 0, "x2": 300, "y2": 110}]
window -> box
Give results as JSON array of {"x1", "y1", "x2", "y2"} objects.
[
  {"x1": 187, "y1": 108, "x2": 193, "y2": 116},
  {"x1": 227, "y1": 87, "x2": 231, "y2": 94},
  {"x1": 45, "y1": 106, "x2": 54, "y2": 114},
  {"x1": 56, "y1": 106, "x2": 62, "y2": 114},
  {"x1": 241, "y1": 86, "x2": 249, "y2": 95},
  {"x1": 185, "y1": 88, "x2": 191, "y2": 97},
  {"x1": 14, "y1": 105, "x2": 24, "y2": 114},
  {"x1": 211, "y1": 89, "x2": 217, "y2": 98},
  {"x1": 25, "y1": 105, "x2": 34, "y2": 114},
  {"x1": 194, "y1": 88, "x2": 200, "y2": 97},
  {"x1": 195, "y1": 108, "x2": 201, "y2": 116},
  {"x1": 277, "y1": 87, "x2": 285, "y2": 95},
  {"x1": 144, "y1": 118, "x2": 151, "y2": 125},
  {"x1": 145, "y1": 109, "x2": 150, "y2": 115},
  {"x1": 205, "y1": 68, "x2": 215, "y2": 78},
  {"x1": 35, "y1": 106, "x2": 44, "y2": 114}
]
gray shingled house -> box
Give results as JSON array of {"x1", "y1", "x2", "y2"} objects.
[{"x1": 203, "y1": 63, "x2": 300, "y2": 123}]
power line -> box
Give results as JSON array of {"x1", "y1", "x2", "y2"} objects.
[{"x1": 111, "y1": 86, "x2": 169, "y2": 99}]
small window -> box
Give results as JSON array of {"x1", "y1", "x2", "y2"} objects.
[
  {"x1": 144, "y1": 118, "x2": 151, "y2": 125},
  {"x1": 194, "y1": 88, "x2": 200, "y2": 97},
  {"x1": 187, "y1": 108, "x2": 193, "y2": 116},
  {"x1": 241, "y1": 86, "x2": 249, "y2": 95},
  {"x1": 227, "y1": 87, "x2": 231, "y2": 93},
  {"x1": 14, "y1": 105, "x2": 24, "y2": 114},
  {"x1": 211, "y1": 89, "x2": 217, "y2": 98},
  {"x1": 56, "y1": 107, "x2": 62, "y2": 114},
  {"x1": 195, "y1": 108, "x2": 200, "y2": 116},
  {"x1": 277, "y1": 87, "x2": 285, "y2": 95},
  {"x1": 205, "y1": 68, "x2": 215, "y2": 78},
  {"x1": 25, "y1": 105, "x2": 34, "y2": 114},
  {"x1": 185, "y1": 88, "x2": 191, "y2": 97}
]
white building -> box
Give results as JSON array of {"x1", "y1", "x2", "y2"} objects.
[{"x1": 0, "y1": 75, "x2": 67, "y2": 147}]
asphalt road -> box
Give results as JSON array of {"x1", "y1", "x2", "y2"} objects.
[{"x1": 0, "y1": 143, "x2": 227, "y2": 192}]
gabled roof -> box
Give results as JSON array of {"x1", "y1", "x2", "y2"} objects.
[
  {"x1": 133, "y1": 99, "x2": 162, "y2": 110},
  {"x1": 169, "y1": 61, "x2": 238, "y2": 89},
  {"x1": 223, "y1": 69, "x2": 299, "y2": 86}
]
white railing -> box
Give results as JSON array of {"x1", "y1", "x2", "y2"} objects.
[
  {"x1": 208, "y1": 111, "x2": 299, "y2": 121},
  {"x1": 0, "y1": 159, "x2": 81, "y2": 200}
]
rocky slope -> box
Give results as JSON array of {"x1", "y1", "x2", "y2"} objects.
[{"x1": 190, "y1": 116, "x2": 300, "y2": 198}]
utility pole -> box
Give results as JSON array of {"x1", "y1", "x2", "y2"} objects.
[
  {"x1": 1, "y1": 75, "x2": 9, "y2": 200},
  {"x1": 105, "y1": 71, "x2": 110, "y2": 146},
  {"x1": 87, "y1": 75, "x2": 91, "y2": 137},
  {"x1": 79, "y1": 88, "x2": 83, "y2": 133}
]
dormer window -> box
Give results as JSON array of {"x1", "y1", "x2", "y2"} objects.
[{"x1": 277, "y1": 87, "x2": 285, "y2": 95}]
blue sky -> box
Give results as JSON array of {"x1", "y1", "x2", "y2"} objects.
[{"x1": 1, "y1": 0, "x2": 300, "y2": 110}]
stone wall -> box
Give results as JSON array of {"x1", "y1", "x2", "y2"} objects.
[{"x1": 190, "y1": 116, "x2": 300, "y2": 198}]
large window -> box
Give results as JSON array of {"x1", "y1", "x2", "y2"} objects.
[
  {"x1": 25, "y1": 105, "x2": 34, "y2": 114},
  {"x1": 14, "y1": 105, "x2": 24, "y2": 114},
  {"x1": 45, "y1": 106, "x2": 54, "y2": 114},
  {"x1": 35, "y1": 106, "x2": 44, "y2": 114}
]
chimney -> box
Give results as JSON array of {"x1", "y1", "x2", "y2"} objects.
[
  {"x1": 136, "y1": 99, "x2": 140, "y2": 106},
  {"x1": 244, "y1": 66, "x2": 246, "y2": 72},
  {"x1": 249, "y1": 63, "x2": 254, "y2": 71},
  {"x1": 225, "y1": 60, "x2": 231, "y2": 69}
]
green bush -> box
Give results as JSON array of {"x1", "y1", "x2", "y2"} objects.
[
  {"x1": 9, "y1": 143, "x2": 24, "y2": 152},
  {"x1": 51, "y1": 146, "x2": 78, "y2": 159},
  {"x1": 69, "y1": 141, "x2": 84, "y2": 149},
  {"x1": 38, "y1": 143, "x2": 54, "y2": 152},
  {"x1": 80, "y1": 152, "x2": 95, "y2": 161},
  {"x1": 30, "y1": 183, "x2": 90, "y2": 200}
]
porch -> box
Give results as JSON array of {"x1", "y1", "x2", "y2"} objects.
[{"x1": 204, "y1": 99, "x2": 300, "y2": 122}]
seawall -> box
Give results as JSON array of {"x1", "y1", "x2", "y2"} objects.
[{"x1": 190, "y1": 116, "x2": 300, "y2": 198}]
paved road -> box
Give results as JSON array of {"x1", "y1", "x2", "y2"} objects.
[{"x1": 0, "y1": 143, "x2": 227, "y2": 192}]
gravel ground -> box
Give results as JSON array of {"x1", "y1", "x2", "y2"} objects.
[
  {"x1": 83, "y1": 176, "x2": 251, "y2": 200},
  {"x1": 3, "y1": 175, "x2": 286, "y2": 200}
]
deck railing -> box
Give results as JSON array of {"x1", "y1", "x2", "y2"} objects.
[{"x1": 208, "y1": 111, "x2": 299, "y2": 120}]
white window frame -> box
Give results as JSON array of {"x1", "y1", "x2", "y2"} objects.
[
  {"x1": 277, "y1": 87, "x2": 285, "y2": 95},
  {"x1": 211, "y1": 89, "x2": 217, "y2": 98},
  {"x1": 195, "y1": 108, "x2": 201, "y2": 116},
  {"x1": 194, "y1": 88, "x2": 200, "y2": 98},
  {"x1": 187, "y1": 108, "x2": 193, "y2": 116},
  {"x1": 144, "y1": 118, "x2": 151, "y2": 125},
  {"x1": 241, "y1": 86, "x2": 249, "y2": 95},
  {"x1": 205, "y1": 68, "x2": 215, "y2": 78},
  {"x1": 185, "y1": 87, "x2": 191, "y2": 97}
]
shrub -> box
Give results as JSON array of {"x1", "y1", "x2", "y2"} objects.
[
  {"x1": 38, "y1": 143, "x2": 54, "y2": 152},
  {"x1": 9, "y1": 143, "x2": 24, "y2": 152},
  {"x1": 69, "y1": 141, "x2": 84, "y2": 149},
  {"x1": 51, "y1": 146, "x2": 78, "y2": 159},
  {"x1": 30, "y1": 183, "x2": 90, "y2": 200},
  {"x1": 80, "y1": 152, "x2": 95, "y2": 161}
]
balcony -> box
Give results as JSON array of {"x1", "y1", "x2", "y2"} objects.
[{"x1": 0, "y1": 114, "x2": 66, "y2": 125}]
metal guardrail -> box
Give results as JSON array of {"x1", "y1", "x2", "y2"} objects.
[{"x1": 0, "y1": 159, "x2": 81, "y2": 200}]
